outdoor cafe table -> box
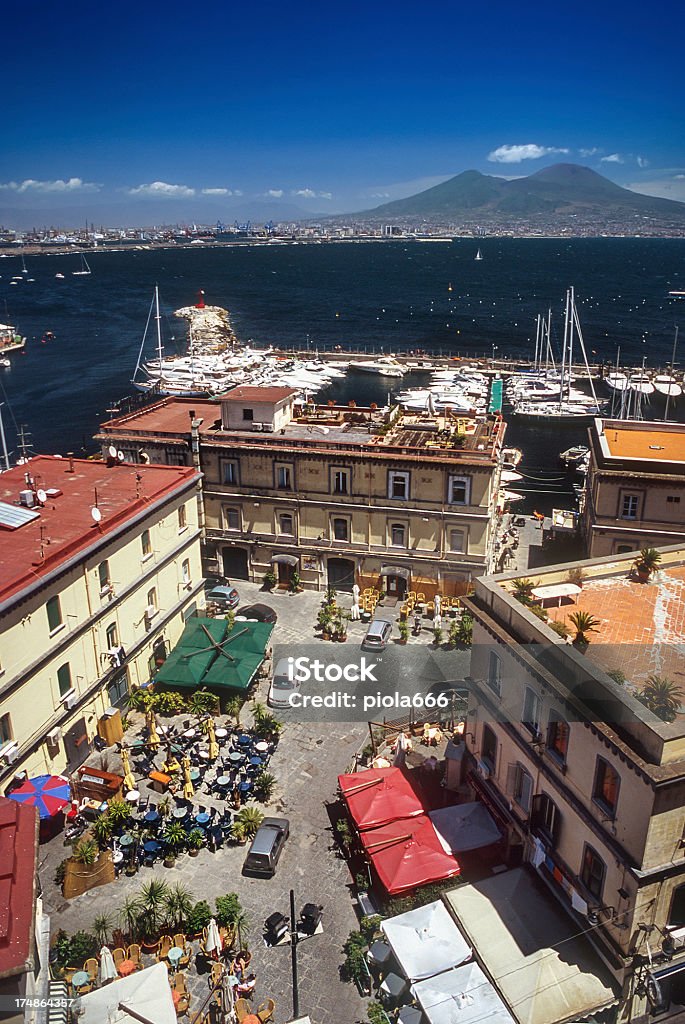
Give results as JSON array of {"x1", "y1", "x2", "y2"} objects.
[
  {"x1": 238, "y1": 781, "x2": 252, "y2": 794},
  {"x1": 143, "y1": 809, "x2": 160, "y2": 825},
  {"x1": 173, "y1": 807, "x2": 188, "y2": 820},
  {"x1": 228, "y1": 751, "x2": 244, "y2": 764},
  {"x1": 183, "y1": 728, "x2": 196, "y2": 739},
  {"x1": 119, "y1": 833, "x2": 134, "y2": 848},
  {"x1": 71, "y1": 971, "x2": 90, "y2": 991},
  {"x1": 248, "y1": 756, "x2": 263, "y2": 768},
  {"x1": 254, "y1": 741, "x2": 269, "y2": 753},
  {"x1": 167, "y1": 947, "x2": 184, "y2": 970},
  {"x1": 237, "y1": 734, "x2": 252, "y2": 746},
  {"x1": 216, "y1": 775, "x2": 232, "y2": 788},
  {"x1": 143, "y1": 841, "x2": 161, "y2": 854},
  {"x1": 198, "y1": 748, "x2": 211, "y2": 760},
  {"x1": 189, "y1": 769, "x2": 201, "y2": 782},
  {"x1": 195, "y1": 811, "x2": 211, "y2": 826},
  {"x1": 215, "y1": 728, "x2": 228, "y2": 739},
  {"x1": 125, "y1": 790, "x2": 140, "y2": 805}
]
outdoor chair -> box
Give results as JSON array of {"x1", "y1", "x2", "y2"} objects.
[
  {"x1": 210, "y1": 962, "x2": 224, "y2": 988},
  {"x1": 157, "y1": 935, "x2": 173, "y2": 960},
  {"x1": 175, "y1": 992, "x2": 190, "y2": 1016},
  {"x1": 112, "y1": 948, "x2": 127, "y2": 972},
  {"x1": 174, "y1": 972, "x2": 189, "y2": 994},
  {"x1": 173, "y1": 933, "x2": 188, "y2": 952},
  {"x1": 126, "y1": 944, "x2": 142, "y2": 970},
  {"x1": 257, "y1": 998, "x2": 275, "y2": 1022},
  {"x1": 235, "y1": 999, "x2": 253, "y2": 1023},
  {"x1": 83, "y1": 958, "x2": 98, "y2": 983}
]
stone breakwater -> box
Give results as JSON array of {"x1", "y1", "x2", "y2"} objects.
[{"x1": 173, "y1": 303, "x2": 238, "y2": 350}]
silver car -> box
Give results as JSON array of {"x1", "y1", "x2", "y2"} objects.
[
  {"x1": 268, "y1": 658, "x2": 300, "y2": 708},
  {"x1": 362, "y1": 617, "x2": 393, "y2": 651}
]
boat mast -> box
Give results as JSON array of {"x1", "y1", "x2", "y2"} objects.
[
  {"x1": 571, "y1": 291, "x2": 599, "y2": 411},
  {"x1": 155, "y1": 285, "x2": 163, "y2": 373},
  {"x1": 559, "y1": 290, "x2": 570, "y2": 412},
  {"x1": 567, "y1": 286, "x2": 575, "y2": 403},
  {"x1": 0, "y1": 404, "x2": 10, "y2": 472},
  {"x1": 664, "y1": 325, "x2": 679, "y2": 423},
  {"x1": 533, "y1": 314, "x2": 541, "y2": 371}
]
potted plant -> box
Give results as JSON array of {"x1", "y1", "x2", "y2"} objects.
[
  {"x1": 320, "y1": 610, "x2": 333, "y2": 640},
  {"x1": 163, "y1": 883, "x2": 195, "y2": 930},
  {"x1": 398, "y1": 621, "x2": 410, "y2": 645},
  {"x1": 432, "y1": 625, "x2": 444, "y2": 646},
  {"x1": 186, "y1": 900, "x2": 212, "y2": 939},
  {"x1": 263, "y1": 570, "x2": 277, "y2": 590},
  {"x1": 162, "y1": 822, "x2": 187, "y2": 866},
  {"x1": 225, "y1": 696, "x2": 243, "y2": 729},
  {"x1": 234, "y1": 805, "x2": 264, "y2": 839},
  {"x1": 252, "y1": 771, "x2": 276, "y2": 803},
  {"x1": 137, "y1": 878, "x2": 170, "y2": 950},
  {"x1": 72, "y1": 837, "x2": 100, "y2": 866},
  {"x1": 230, "y1": 820, "x2": 248, "y2": 845},
  {"x1": 186, "y1": 829, "x2": 205, "y2": 857},
  {"x1": 565, "y1": 567, "x2": 586, "y2": 589},
  {"x1": 92, "y1": 913, "x2": 114, "y2": 948},
  {"x1": 289, "y1": 570, "x2": 302, "y2": 593},
  {"x1": 569, "y1": 610, "x2": 601, "y2": 650},
  {"x1": 324, "y1": 585, "x2": 337, "y2": 609},
  {"x1": 633, "y1": 547, "x2": 661, "y2": 582},
  {"x1": 377, "y1": 590, "x2": 386, "y2": 604},
  {"x1": 107, "y1": 798, "x2": 132, "y2": 829}
]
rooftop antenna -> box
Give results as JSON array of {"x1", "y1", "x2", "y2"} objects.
[
  {"x1": 664, "y1": 325, "x2": 679, "y2": 423},
  {"x1": 93, "y1": 487, "x2": 99, "y2": 508},
  {"x1": 135, "y1": 473, "x2": 143, "y2": 499},
  {"x1": 91, "y1": 506, "x2": 102, "y2": 528},
  {"x1": 17, "y1": 425, "x2": 32, "y2": 462}
]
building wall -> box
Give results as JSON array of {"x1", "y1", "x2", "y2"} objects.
[{"x1": 0, "y1": 491, "x2": 203, "y2": 787}]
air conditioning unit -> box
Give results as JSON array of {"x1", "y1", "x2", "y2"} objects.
[
  {"x1": 476, "y1": 758, "x2": 491, "y2": 780},
  {"x1": 19, "y1": 489, "x2": 35, "y2": 508},
  {"x1": 145, "y1": 604, "x2": 157, "y2": 620},
  {"x1": 1, "y1": 743, "x2": 19, "y2": 764},
  {"x1": 62, "y1": 690, "x2": 78, "y2": 710},
  {"x1": 251, "y1": 422, "x2": 263, "y2": 431},
  {"x1": 47, "y1": 727, "x2": 62, "y2": 745}
]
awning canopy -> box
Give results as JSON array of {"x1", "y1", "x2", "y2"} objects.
[
  {"x1": 360, "y1": 815, "x2": 461, "y2": 895},
  {"x1": 444, "y1": 868, "x2": 617, "y2": 1024},
  {"x1": 382, "y1": 900, "x2": 471, "y2": 981},
  {"x1": 429, "y1": 801, "x2": 502, "y2": 854},
  {"x1": 501, "y1": 490, "x2": 524, "y2": 502},
  {"x1": 271, "y1": 553, "x2": 298, "y2": 566},
  {"x1": 531, "y1": 582, "x2": 581, "y2": 602},
  {"x1": 79, "y1": 962, "x2": 176, "y2": 1024},
  {"x1": 381, "y1": 565, "x2": 411, "y2": 579},
  {"x1": 412, "y1": 961, "x2": 514, "y2": 1024},
  {"x1": 154, "y1": 617, "x2": 273, "y2": 693},
  {"x1": 338, "y1": 767, "x2": 423, "y2": 831}
]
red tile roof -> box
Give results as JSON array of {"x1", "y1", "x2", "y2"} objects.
[
  {"x1": 0, "y1": 456, "x2": 199, "y2": 606},
  {"x1": 220, "y1": 386, "x2": 297, "y2": 403},
  {"x1": 0, "y1": 798, "x2": 38, "y2": 979}
]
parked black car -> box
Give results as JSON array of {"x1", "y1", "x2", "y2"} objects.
[{"x1": 237, "y1": 604, "x2": 278, "y2": 624}]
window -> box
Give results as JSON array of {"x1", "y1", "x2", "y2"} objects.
[
  {"x1": 487, "y1": 651, "x2": 501, "y2": 697},
  {"x1": 332, "y1": 517, "x2": 349, "y2": 541},
  {"x1": 547, "y1": 713, "x2": 570, "y2": 762},
  {"x1": 57, "y1": 663, "x2": 72, "y2": 697},
  {"x1": 667, "y1": 495, "x2": 681, "y2": 504},
  {"x1": 448, "y1": 475, "x2": 470, "y2": 505},
  {"x1": 621, "y1": 494, "x2": 639, "y2": 520},
  {"x1": 390, "y1": 523, "x2": 406, "y2": 547},
  {"x1": 242, "y1": 407, "x2": 254, "y2": 421},
  {"x1": 0, "y1": 713, "x2": 13, "y2": 745},
  {"x1": 668, "y1": 884, "x2": 685, "y2": 928},
  {"x1": 222, "y1": 460, "x2": 238, "y2": 485},
  {"x1": 276, "y1": 465, "x2": 292, "y2": 490},
  {"x1": 106, "y1": 622, "x2": 118, "y2": 649},
  {"x1": 580, "y1": 844, "x2": 605, "y2": 899},
  {"x1": 522, "y1": 687, "x2": 542, "y2": 737},
  {"x1": 531, "y1": 793, "x2": 561, "y2": 844},
  {"x1": 46, "y1": 595, "x2": 63, "y2": 633},
  {"x1": 98, "y1": 560, "x2": 110, "y2": 592},
  {"x1": 224, "y1": 507, "x2": 240, "y2": 530},
  {"x1": 182, "y1": 559, "x2": 191, "y2": 584},
  {"x1": 388, "y1": 471, "x2": 409, "y2": 500},
  {"x1": 278, "y1": 514, "x2": 294, "y2": 536},
  {"x1": 593, "y1": 757, "x2": 620, "y2": 816},
  {"x1": 141, "y1": 529, "x2": 152, "y2": 558},
  {"x1": 332, "y1": 469, "x2": 349, "y2": 495},
  {"x1": 482, "y1": 725, "x2": 497, "y2": 772},
  {"x1": 178, "y1": 505, "x2": 187, "y2": 531},
  {"x1": 512, "y1": 764, "x2": 533, "y2": 813},
  {"x1": 449, "y1": 529, "x2": 465, "y2": 553},
  {"x1": 616, "y1": 544, "x2": 634, "y2": 554}
]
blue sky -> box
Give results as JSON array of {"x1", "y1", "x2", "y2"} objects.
[{"x1": 1, "y1": 0, "x2": 683, "y2": 225}]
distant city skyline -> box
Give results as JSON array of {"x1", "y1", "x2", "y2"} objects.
[{"x1": 2, "y1": 0, "x2": 682, "y2": 227}]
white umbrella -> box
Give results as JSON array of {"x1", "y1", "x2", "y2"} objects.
[
  {"x1": 434, "y1": 595, "x2": 441, "y2": 615},
  {"x1": 352, "y1": 583, "x2": 360, "y2": 600},
  {"x1": 205, "y1": 917, "x2": 222, "y2": 956},
  {"x1": 433, "y1": 612, "x2": 442, "y2": 629},
  {"x1": 99, "y1": 945, "x2": 118, "y2": 983},
  {"x1": 350, "y1": 600, "x2": 360, "y2": 621}
]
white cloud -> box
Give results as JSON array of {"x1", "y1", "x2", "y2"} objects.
[
  {"x1": 319, "y1": 191, "x2": 332, "y2": 200},
  {"x1": 600, "y1": 153, "x2": 624, "y2": 164},
  {"x1": 579, "y1": 147, "x2": 600, "y2": 157},
  {"x1": 265, "y1": 189, "x2": 284, "y2": 198},
  {"x1": 370, "y1": 192, "x2": 391, "y2": 199},
  {"x1": 201, "y1": 187, "x2": 231, "y2": 196},
  {"x1": 0, "y1": 177, "x2": 100, "y2": 193},
  {"x1": 292, "y1": 188, "x2": 333, "y2": 200},
  {"x1": 675, "y1": 174, "x2": 685, "y2": 180},
  {"x1": 487, "y1": 144, "x2": 570, "y2": 164},
  {"x1": 128, "y1": 181, "x2": 196, "y2": 197},
  {"x1": 636, "y1": 155, "x2": 649, "y2": 168}
]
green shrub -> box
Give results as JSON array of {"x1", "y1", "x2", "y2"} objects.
[
  {"x1": 215, "y1": 893, "x2": 242, "y2": 928},
  {"x1": 186, "y1": 900, "x2": 212, "y2": 934},
  {"x1": 153, "y1": 691, "x2": 187, "y2": 716},
  {"x1": 549, "y1": 619, "x2": 570, "y2": 638}
]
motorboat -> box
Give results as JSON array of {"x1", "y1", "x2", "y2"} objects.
[{"x1": 653, "y1": 374, "x2": 682, "y2": 398}]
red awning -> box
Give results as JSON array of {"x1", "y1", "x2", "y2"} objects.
[
  {"x1": 360, "y1": 814, "x2": 461, "y2": 895},
  {"x1": 338, "y1": 767, "x2": 424, "y2": 831}
]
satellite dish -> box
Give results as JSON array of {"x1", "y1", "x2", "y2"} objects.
[
  {"x1": 117, "y1": 451, "x2": 125, "y2": 463},
  {"x1": 91, "y1": 507, "x2": 102, "y2": 523},
  {"x1": 108, "y1": 445, "x2": 117, "y2": 459},
  {"x1": 36, "y1": 489, "x2": 47, "y2": 504}
]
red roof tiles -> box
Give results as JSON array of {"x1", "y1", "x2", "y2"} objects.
[{"x1": 0, "y1": 798, "x2": 38, "y2": 979}]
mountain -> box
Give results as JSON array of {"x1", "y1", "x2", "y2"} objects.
[{"x1": 359, "y1": 164, "x2": 685, "y2": 225}]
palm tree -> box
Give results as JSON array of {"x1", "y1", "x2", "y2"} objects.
[
  {"x1": 568, "y1": 610, "x2": 601, "y2": 647},
  {"x1": 92, "y1": 913, "x2": 113, "y2": 947},
  {"x1": 137, "y1": 878, "x2": 171, "y2": 939},
  {"x1": 634, "y1": 548, "x2": 662, "y2": 579},
  {"x1": 638, "y1": 676, "x2": 684, "y2": 723},
  {"x1": 252, "y1": 771, "x2": 277, "y2": 803},
  {"x1": 511, "y1": 578, "x2": 538, "y2": 605},
  {"x1": 164, "y1": 883, "x2": 196, "y2": 930},
  {"x1": 235, "y1": 805, "x2": 264, "y2": 839},
  {"x1": 187, "y1": 689, "x2": 217, "y2": 720},
  {"x1": 119, "y1": 895, "x2": 142, "y2": 942},
  {"x1": 126, "y1": 688, "x2": 153, "y2": 713},
  {"x1": 251, "y1": 701, "x2": 268, "y2": 728},
  {"x1": 225, "y1": 697, "x2": 243, "y2": 728}
]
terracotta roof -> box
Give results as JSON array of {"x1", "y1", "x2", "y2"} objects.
[
  {"x1": 600, "y1": 421, "x2": 685, "y2": 464},
  {"x1": 0, "y1": 798, "x2": 38, "y2": 979},
  {"x1": 99, "y1": 398, "x2": 219, "y2": 437},
  {"x1": 0, "y1": 456, "x2": 199, "y2": 606},
  {"x1": 220, "y1": 386, "x2": 297, "y2": 403}
]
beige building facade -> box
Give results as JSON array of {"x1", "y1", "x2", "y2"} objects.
[
  {"x1": 0, "y1": 457, "x2": 203, "y2": 790},
  {"x1": 96, "y1": 391, "x2": 507, "y2": 598},
  {"x1": 463, "y1": 545, "x2": 685, "y2": 1022},
  {"x1": 584, "y1": 418, "x2": 685, "y2": 558}
]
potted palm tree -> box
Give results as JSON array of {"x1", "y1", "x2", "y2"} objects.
[
  {"x1": 633, "y1": 548, "x2": 661, "y2": 582},
  {"x1": 163, "y1": 883, "x2": 196, "y2": 931},
  {"x1": 162, "y1": 822, "x2": 187, "y2": 867},
  {"x1": 234, "y1": 805, "x2": 264, "y2": 840},
  {"x1": 137, "y1": 879, "x2": 170, "y2": 950},
  {"x1": 638, "y1": 675, "x2": 684, "y2": 723},
  {"x1": 569, "y1": 610, "x2": 601, "y2": 650},
  {"x1": 262, "y1": 570, "x2": 277, "y2": 591},
  {"x1": 186, "y1": 829, "x2": 205, "y2": 857},
  {"x1": 398, "y1": 621, "x2": 410, "y2": 645}
]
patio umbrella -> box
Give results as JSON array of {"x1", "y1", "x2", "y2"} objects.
[
  {"x1": 146, "y1": 710, "x2": 160, "y2": 751},
  {"x1": 99, "y1": 946, "x2": 118, "y2": 983},
  {"x1": 182, "y1": 755, "x2": 194, "y2": 800},
  {"x1": 205, "y1": 917, "x2": 222, "y2": 958},
  {"x1": 8, "y1": 775, "x2": 70, "y2": 819},
  {"x1": 120, "y1": 747, "x2": 136, "y2": 792},
  {"x1": 206, "y1": 718, "x2": 219, "y2": 761},
  {"x1": 434, "y1": 595, "x2": 441, "y2": 615},
  {"x1": 350, "y1": 598, "x2": 360, "y2": 620}
]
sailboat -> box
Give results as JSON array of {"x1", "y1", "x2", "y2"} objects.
[
  {"x1": 475, "y1": 248, "x2": 483, "y2": 261},
  {"x1": 72, "y1": 253, "x2": 91, "y2": 276},
  {"x1": 653, "y1": 374, "x2": 682, "y2": 398},
  {"x1": 20, "y1": 253, "x2": 28, "y2": 275}
]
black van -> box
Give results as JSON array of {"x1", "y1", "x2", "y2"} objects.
[{"x1": 243, "y1": 817, "x2": 290, "y2": 876}]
